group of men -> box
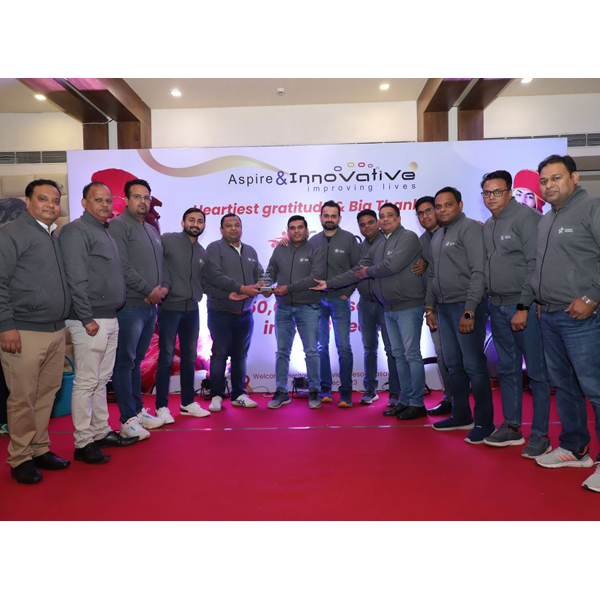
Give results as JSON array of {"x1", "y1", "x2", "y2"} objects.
[{"x1": 1, "y1": 153, "x2": 599, "y2": 494}]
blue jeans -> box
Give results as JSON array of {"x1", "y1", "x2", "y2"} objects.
[
  {"x1": 489, "y1": 303, "x2": 550, "y2": 435},
  {"x1": 275, "y1": 303, "x2": 320, "y2": 392},
  {"x1": 540, "y1": 310, "x2": 600, "y2": 459},
  {"x1": 113, "y1": 305, "x2": 157, "y2": 423},
  {"x1": 437, "y1": 301, "x2": 494, "y2": 426},
  {"x1": 358, "y1": 298, "x2": 401, "y2": 395},
  {"x1": 156, "y1": 307, "x2": 199, "y2": 409},
  {"x1": 207, "y1": 309, "x2": 253, "y2": 401},
  {"x1": 384, "y1": 306, "x2": 425, "y2": 407},
  {"x1": 430, "y1": 326, "x2": 452, "y2": 402},
  {"x1": 318, "y1": 297, "x2": 353, "y2": 395}
]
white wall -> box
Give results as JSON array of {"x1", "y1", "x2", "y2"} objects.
[
  {"x1": 485, "y1": 93, "x2": 600, "y2": 138},
  {"x1": 151, "y1": 101, "x2": 418, "y2": 149},
  {"x1": 0, "y1": 112, "x2": 82, "y2": 176}
]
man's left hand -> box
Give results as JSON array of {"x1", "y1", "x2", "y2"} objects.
[
  {"x1": 84, "y1": 320, "x2": 100, "y2": 337},
  {"x1": 565, "y1": 297, "x2": 597, "y2": 320},
  {"x1": 459, "y1": 315, "x2": 475, "y2": 334},
  {"x1": 273, "y1": 286, "x2": 289, "y2": 296},
  {"x1": 411, "y1": 259, "x2": 427, "y2": 275}
]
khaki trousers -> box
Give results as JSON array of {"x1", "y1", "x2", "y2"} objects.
[
  {"x1": 0, "y1": 329, "x2": 66, "y2": 468},
  {"x1": 66, "y1": 318, "x2": 117, "y2": 448}
]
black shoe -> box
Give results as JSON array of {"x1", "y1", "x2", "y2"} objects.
[
  {"x1": 11, "y1": 460, "x2": 43, "y2": 484},
  {"x1": 427, "y1": 399, "x2": 452, "y2": 416},
  {"x1": 397, "y1": 405, "x2": 428, "y2": 420},
  {"x1": 95, "y1": 431, "x2": 139, "y2": 448},
  {"x1": 32, "y1": 451, "x2": 71, "y2": 470},
  {"x1": 74, "y1": 443, "x2": 111, "y2": 465},
  {"x1": 383, "y1": 403, "x2": 407, "y2": 417}
]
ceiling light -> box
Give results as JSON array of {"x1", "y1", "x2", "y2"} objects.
[
  {"x1": 34, "y1": 94, "x2": 46, "y2": 101},
  {"x1": 521, "y1": 78, "x2": 533, "y2": 84},
  {"x1": 380, "y1": 83, "x2": 390, "y2": 91},
  {"x1": 170, "y1": 89, "x2": 182, "y2": 97}
]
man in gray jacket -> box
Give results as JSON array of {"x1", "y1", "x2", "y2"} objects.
[
  {"x1": 0, "y1": 179, "x2": 72, "y2": 483},
  {"x1": 155, "y1": 208, "x2": 212, "y2": 423},
  {"x1": 316, "y1": 203, "x2": 426, "y2": 419},
  {"x1": 109, "y1": 179, "x2": 169, "y2": 440},
  {"x1": 531, "y1": 155, "x2": 600, "y2": 493},
  {"x1": 205, "y1": 213, "x2": 263, "y2": 411},
  {"x1": 413, "y1": 196, "x2": 453, "y2": 417},
  {"x1": 480, "y1": 170, "x2": 551, "y2": 458},
  {"x1": 354, "y1": 209, "x2": 401, "y2": 407},
  {"x1": 60, "y1": 182, "x2": 137, "y2": 465},
  {"x1": 265, "y1": 215, "x2": 326, "y2": 409},
  {"x1": 425, "y1": 187, "x2": 494, "y2": 443},
  {"x1": 309, "y1": 201, "x2": 360, "y2": 408}
]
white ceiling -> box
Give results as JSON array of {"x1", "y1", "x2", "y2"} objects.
[{"x1": 1, "y1": 78, "x2": 600, "y2": 113}]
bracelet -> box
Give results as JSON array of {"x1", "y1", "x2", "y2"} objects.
[{"x1": 582, "y1": 295, "x2": 599, "y2": 307}]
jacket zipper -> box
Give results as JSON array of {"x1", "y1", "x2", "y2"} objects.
[{"x1": 537, "y1": 211, "x2": 559, "y2": 306}]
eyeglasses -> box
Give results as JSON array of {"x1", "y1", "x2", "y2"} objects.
[
  {"x1": 416, "y1": 207, "x2": 434, "y2": 217},
  {"x1": 130, "y1": 194, "x2": 151, "y2": 202},
  {"x1": 481, "y1": 189, "x2": 509, "y2": 198}
]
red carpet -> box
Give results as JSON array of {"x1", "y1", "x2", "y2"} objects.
[{"x1": 1, "y1": 390, "x2": 599, "y2": 520}]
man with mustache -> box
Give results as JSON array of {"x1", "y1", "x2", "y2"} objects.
[
  {"x1": 154, "y1": 208, "x2": 213, "y2": 422},
  {"x1": 0, "y1": 179, "x2": 72, "y2": 483},
  {"x1": 109, "y1": 179, "x2": 169, "y2": 439},
  {"x1": 60, "y1": 182, "x2": 137, "y2": 465}
]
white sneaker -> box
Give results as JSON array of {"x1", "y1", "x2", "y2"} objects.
[
  {"x1": 156, "y1": 406, "x2": 175, "y2": 424},
  {"x1": 180, "y1": 401, "x2": 210, "y2": 418},
  {"x1": 209, "y1": 396, "x2": 223, "y2": 412},
  {"x1": 121, "y1": 417, "x2": 150, "y2": 441},
  {"x1": 138, "y1": 407, "x2": 166, "y2": 429},
  {"x1": 582, "y1": 463, "x2": 600, "y2": 493},
  {"x1": 231, "y1": 393, "x2": 258, "y2": 408}
]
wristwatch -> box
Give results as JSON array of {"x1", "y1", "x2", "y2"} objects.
[
  {"x1": 463, "y1": 311, "x2": 474, "y2": 320},
  {"x1": 582, "y1": 296, "x2": 599, "y2": 307},
  {"x1": 516, "y1": 304, "x2": 530, "y2": 311}
]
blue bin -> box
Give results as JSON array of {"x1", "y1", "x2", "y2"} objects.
[{"x1": 51, "y1": 356, "x2": 75, "y2": 418}]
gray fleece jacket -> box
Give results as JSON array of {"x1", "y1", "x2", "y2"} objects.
[
  {"x1": 426, "y1": 212, "x2": 486, "y2": 311},
  {"x1": 356, "y1": 232, "x2": 384, "y2": 303},
  {"x1": 266, "y1": 240, "x2": 326, "y2": 306},
  {"x1": 109, "y1": 209, "x2": 166, "y2": 307},
  {"x1": 160, "y1": 231, "x2": 207, "y2": 312},
  {"x1": 327, "y1": 225, "x2": 425, "y2": 312},
  {"x1": 308, "y1": 228, "x2": 361, "y2": 299},
  {"x1": 531, "y1": 186, "x2": 600, "y2": 312},
  {"x1": 59, "y1": 210, "x2": 126, "y2": 324},
  {"x1": 205, "y1": 238, "x2": 262, "y2": 313},
  {"x1": 483, "y1": 198, "x2": 540, "y2": 307},
  {"x1": 0, "y1": 211, "x2": 71, "y2": 332}
]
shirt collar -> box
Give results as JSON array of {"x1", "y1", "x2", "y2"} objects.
[{"x1": 35, "y1": 219, "x2": 57, "y2": 234}]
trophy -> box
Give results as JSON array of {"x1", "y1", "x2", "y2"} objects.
[{"x1": 258, "y1": 266, "x2": 274, "y2": 293}]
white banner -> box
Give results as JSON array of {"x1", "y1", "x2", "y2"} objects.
[{"x1": 67, "y1": 138, "x2": 566, "y2": 392}]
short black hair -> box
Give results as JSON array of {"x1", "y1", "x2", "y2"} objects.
[
  {"x1": 379, "y1": 202, "x2": 400, "y2": 217},
  {"x1": 321, "y1": 200, "x2": 341, "y2": 215},
  {"x1": 220, "y1": 213, "x2": 241, "y2": 228},
  {"x1": 82, "y1": 181, "x2": 109, "y2": 199},
  {"x1": 415, "y1": 196, "x2": 435, "y2": 211},
  {"x1": 481, "y1": 170, "x2": 512, "y2": 190},
  {"x1": 357, "y1": 209, "x2": 378, "y2": 222},
  {"x1": 182, "y1": 207, "x2": 206, "y2": 221},
  {"x1": 25, "y1": 179, "x2": 61, "y2": 199},
  {"x1": 287, "y1": 215, "x2": 307, "y2": 228},
  {"x1": 434, "y1": 186, "x2": 462, "y2": 204},
  {"x1": 124, "y1": 179, "x2": 151, "y2": 198},
  {"x1": 538, "y1": 154, "x2": 578, "y2": 176}
]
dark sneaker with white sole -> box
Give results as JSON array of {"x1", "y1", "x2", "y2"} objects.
[
  {"x1": 484, "y1": 422, "x2": 525, "y2": 447},
  {"x1": 432, "y1": 416, "x2": 474, "y2": 431},
  {"x1": 268, "y1": 391, "x2": 291, "y2": 409},
  {"x1": 308, "y1": 390, "x2": 321, "y2": 409},
  {"x1": 465, "y1": 425, "x2": 496, "y2": 444},
  {"x1": 360, "y1": 390, "x2": 379, "y2": 405},
  {"x1": 521, "y1": 434, "x2": 552, "y2": 459}
]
